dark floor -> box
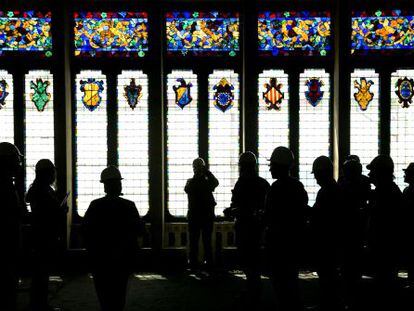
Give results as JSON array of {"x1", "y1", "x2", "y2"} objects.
[{"x1": 17, "y1": 271, "x2": 414, "y2": 311}]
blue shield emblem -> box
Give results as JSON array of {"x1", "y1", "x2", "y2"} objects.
[
  {"x1": 213, "y1": 78, "x2": 235, "y2": 112},
  {"x1": 305, "y1": 78, "x2": 324, "y2": 107},
  {"x1": 0, "y1": 79, "x2": 9, "y2": 109},
  {"x1": 124, "y1": 78, "x2": 143, "y2": 110},
  {"x1": 173, "y1": 78, "x2": 193, "y2": 109}
]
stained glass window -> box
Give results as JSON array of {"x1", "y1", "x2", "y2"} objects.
[
  {"x1": 352, "y1": 10, "x2": 414, "y2": 55},
  {"x1": 75, "y1": 71, "x2": 107, "y2": 216},
  {"x1": 25, "y1": 70, "x2": 54, "y2": 189},
  {"x1": 299, "y1": 69, "x2": 330, "y2": 205},
  {"x1": 74, "y1": 12, "x2": 148, "y2": 57},
  {"x1": 167, "y1": 70, "x2": 198, "y2": 217},
  {"x1": 0, "y1": 70, "x2": 13, "y2": 144},
  {"x1": 117, "y1": 71, "x2": 149, "y2": 216},
  {"x1": 166, "y1": 11, "x2": 239, "y2": 56},
  {"x1": 0, "y1": 11, "x2": 52, "y2": 57},
  {"x1": 391, "y1": 69, "x2": 414, "y2": 190},
  {"x1": 258, "y1": 70, "x2": 289, "y2": 181},
  {"x1": 258, "y1": 11, "x2": 331, "y2": 56},
  {"x1": 208, "y1": 70, "x2": 240, "y2": 216},
  {"x1": 350, "y1": 69, "x2": 379, "y2": 173}
]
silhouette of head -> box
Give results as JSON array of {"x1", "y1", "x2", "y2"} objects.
[
  {"x1": 367, "y1": 155, "x2": 394, "y2": 185},
  {"x1": 239, "y1": 151, "x2": 257, "y2": 176},
  {"x1": 269, "y1": 146, "x2": 294, "y2": 179},
  {"x1": 343, "y1": 156, "x2": 362, "y2": 181},
  {"x1": 35, "y1": 159, "x2": 56, "y2": 186},
  {"x1": 0, "y1": 142, "x2": 23, "y2": 179},
  {"x1": 404, "y1": 163, "x2": 414, "y2": 184},
  {"x1": 100, "y1": 166, "x2": 123, "y2": 196},
  {"x1": 312, "y1": 156, "x2": 333, "y2": 186},
  {"x1": 192, "y1": 158, "x2": 206, "y2": 176}
]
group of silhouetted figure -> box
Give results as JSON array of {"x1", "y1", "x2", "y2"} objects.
[{"x1": 1, "y1": 141, "x2": 414, "y2": 311}]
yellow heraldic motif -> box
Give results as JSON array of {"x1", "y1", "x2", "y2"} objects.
[
  {"x1": 80, "y1": 78, "x2": 105, "y2": 111},
  {"x1": 354, "y1": 77, "x2": 374, "y2": 111}
]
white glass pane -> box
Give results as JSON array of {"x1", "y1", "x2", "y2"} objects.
[
  {"x1": 299, "y1": 69, "x2": 330, "y2": 205},
  {"x1": 0, "y1": 70, "x2": 14, "y2": 144},
  {"x1": 350, "y1": 69, "x2": 379, "y2": 174},
  {"x1": 208, "y1": 69, "x2": 240, "y2": 216},
  {"x1": 75, "y1": 70, "x2": 107, "y2": 216},
  {"x1": 117, "y1": 70, "x2": 149, "y2": 216},
  {"x1": 391, "y1": 69, "x2": 414, "y2": 190},
  {"x1": 167, "y1": 70, "x2": 198, "y2": 217},
  {"x1": 258, "y1": 69, "x2": 289, "y2": 182},
  {"x1": 25, "y1": 70, "x2": 55, "y2": 190}
]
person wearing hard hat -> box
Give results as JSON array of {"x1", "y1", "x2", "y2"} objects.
[
  {"x1": 26, "y1": 159, "x2": 67, "y2": 311},
  {"x1": 337, "y1": 155, "x2": 371, "y2": 308},
  {"x1": 310, "y1": 155, "x2": 343, "y2": 311},
  {"x1": 366, "y1": 155, "x2": 402, "y2": 307},
  {"x1": 263, "y1": 146, "x2": 308, "y2": 311},
  {"x1": 402, "y1": 163, "x2": 414, "y2": 288},
  {"x1": 0, "y1": 142, "x2": 24, "y2": 311},
  {"x1": 224, "y1": 151, "x2": 270, "y2": 306},
  {"x1": 83, "y1": 166, "x2": 143, "y2": 311},
  {"x1": 185, "y1": 158, "x2": 219, "y2": 271}
]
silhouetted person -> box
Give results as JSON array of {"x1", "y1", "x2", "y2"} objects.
[
  {"x1": 26, "y1": 159, "x2": 67, "y2": 311},
  {"x1": 402, "y1": 163, "x2": 414, "y2": 288},
  {"x1": 366, "y1": 155, "x2": 402, "y2": 307},
  {"x1": 224, "y1": 152, "x2": 270, "y2": 306},
  {"x1": 264, "y1": 147, "x2": 308, "y2": 311},
  {"x1": 0, "y1": 142, "x2": 23, "y2": 311},
  {"x1": 83, "y1": 166, "x2": 143, "y2": 311},
  {"x1": 311, "y1": 156, "x2": 343, "y2": 311},
  {"x1": 185, "y1": 158, "x2": 219, "y2": 270},
  {"x1": 338, "y1": 155, "x2": 371, "y2": 308}
]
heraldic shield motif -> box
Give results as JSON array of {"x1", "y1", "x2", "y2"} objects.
[
  {"x1": 124, "y1": 78, "x2": 143, "y2": 110},
  {"x1": 80, "y1": 78, "x2": 105, "y2": 111},
  {"x1": 30, "y1": 78, "x2": 51, "y2": 112},
  {"x1": 0, "y1": 79, "x2": 9, "y2": 109},
  {"x1": 213, "y1": 78, "x2": 235, "y2": 112},
  {"x1": 173, "y1": 78, "x2": 193, "y2": 109},
  {"x1": 354, "y1": 78, "x2": 374, "y2": 111},
  {"x1": 263, "y1": 78, "x2": 284, "y2": 110},
  {"x1": 305, "y1": 78, "x2": 324, "y2": 107},
  {"x1": 395, "y1": 77, "x2": 414, "y2": 108}
]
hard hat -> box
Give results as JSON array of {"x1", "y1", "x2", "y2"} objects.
[
  {"x1": 269, "y1": 146, "x2": 294, "y2": 167},
  {"x1": 100, "y1": 166, "x2": 123, "y2": 183},
  {"x1": 0, "y1": 142, "x2": 23, "y2": 158},
  {"x1": 367, "y1": 155, "x2": 394, "y2": 173},
  {"x1": 403, "y1": 162, "x2": 414, "y2": 172},
  {"x1": 192, "y1": 158, "x2": 206, "y2": 168},
  {"x1": 35, "y1": 159, "x2": 55, "y2": 172},
  {"x1": 239, "y1": 151, "x2": 257, "y2": 166},
  {"x1": 312, "y1": 156, "x2": 333, "y2": 173}
]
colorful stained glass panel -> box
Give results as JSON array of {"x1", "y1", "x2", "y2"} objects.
[
  {"x1": 352, "y1": 10, "x2": 414, "y2": 55},
  {"x1": 0, "y1": 11, "x2": 52, "y2": 57},
  {"x1": 166, "y1": 11, "x2": 239, "y2": 56},
  {"x1": 258, "y1": 11, "x2": 331, "y2": 56},
  {"x1": 74, "y1": 12, "x2": 148, "y2": 57},
  {"x1": 0, "y1": 70, "x2": 13, "y2": 144}
]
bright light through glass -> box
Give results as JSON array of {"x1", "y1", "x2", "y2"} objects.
[
  {"x1": 299, "y1": 69, "x2": 330, "y2": 205},
  {"x1": 258, "y1": 69, "x2": 289, "y2": 182},
  {"x1": 350, "y1": 69, "x2": 379, "y2": 175},
  {"x1": 391, "y1": 69, "x2": 414, "y2": 190},
  {"x1": 75, "y1": 70, "x2": 107, "y2": 216},
  {"x1": 167, "y1": 70, "x2": 198, "y2": 217},
  {"x1": 25, "y1": 70, "x2": 55, "y2": 190},
  {"x1": 0, "y1": 70, "x2": 14, "y2": 144},
  {"x1": 117, "y1": 70, "x2": 149, "y2": 216},
  {"x1": 208, "y1": 69, "x2": 240, "y2": 216}
]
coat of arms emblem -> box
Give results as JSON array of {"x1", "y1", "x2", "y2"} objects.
[
  {"x1": 30, "y1": 79, "x2": 51, "y2": 112},
  {"x1": 305, "y1": 78, "x2": 324, "y2": 107},
  {"x1": 124, "y1": 78, "x2": 143, "y2": 110},
  {"x1": 80, "y1": 78, "x2": 105, "y2": 111},
  {"x1": 173, "y1": 78, "x2": 193, "y2": 109},
  {"x1": 395, "y1": 77, "x2": 414, "y2": 108},
  {"x1": 263, "y1": 78, "x2": 284, "y2": 110},
  {"x1": 0, "y1": 79, "x2": 9, "y2": 109},
  {"x1": 354, "y1": 78, "x2": 374, "y2": 111},
  {"x1": 213, "y1": 78, "x2": 235, "y2": 112}
]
